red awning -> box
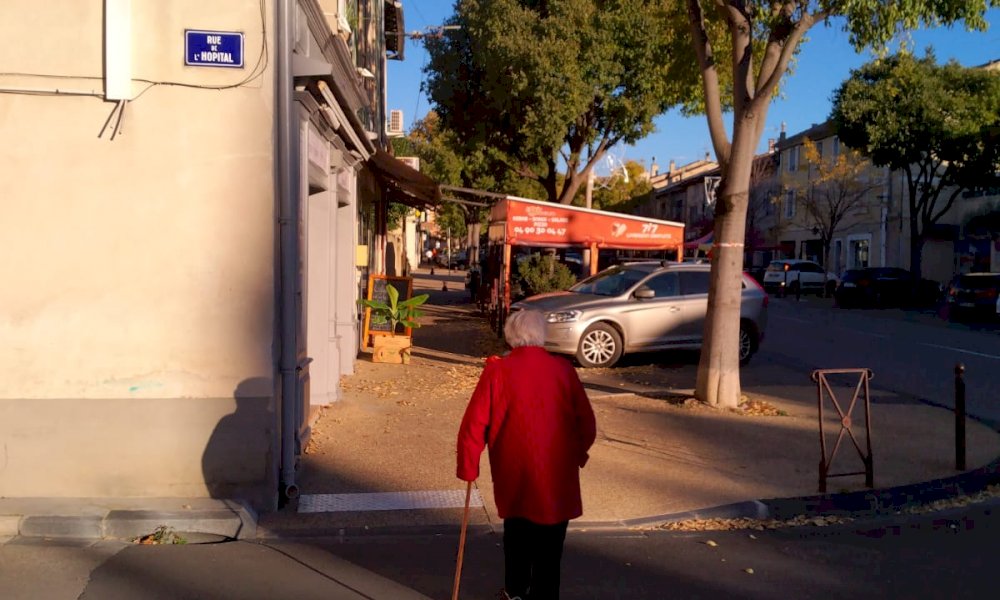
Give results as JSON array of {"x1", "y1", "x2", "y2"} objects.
[{"x1": 489, "y1": 196, "x2": 685, "y2": 250}]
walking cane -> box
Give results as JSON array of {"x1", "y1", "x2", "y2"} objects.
[{"x1": 452, "y1": 480, "x2": 473, "y2": 600}]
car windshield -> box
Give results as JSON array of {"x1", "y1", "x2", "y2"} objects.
[{"x1": 570, "y1": 266, "x2": 647, "y2": 296}]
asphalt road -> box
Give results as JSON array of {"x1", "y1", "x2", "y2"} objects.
[
  {"x1": 312, "y1": 501, "x2": 1000, "y2": 600},
  {"x1": 758, "y1": 296, "x2": 1000, "y2": 424},
  {"x1": 4, "y1": 500, "x2": 998, "y2": 600}
]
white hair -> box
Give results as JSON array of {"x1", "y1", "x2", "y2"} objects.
[{"x1": 504, "y1": 310, "x2": 546, "y2": 348}]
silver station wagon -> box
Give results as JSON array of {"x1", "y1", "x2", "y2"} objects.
[{"x1": 510, "y1": 262, "x2": 769, "y2": 368}]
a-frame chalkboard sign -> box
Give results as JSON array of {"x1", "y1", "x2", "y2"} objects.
[{"x1": 362, "y1": 274, "x2": 415, "y2": 344}]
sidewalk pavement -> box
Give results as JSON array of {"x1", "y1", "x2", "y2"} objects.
[
  {"x1": 260, "y1": 266, "x2": 1000, "y2": 537},
  {"x1": 4, "y1": 265, "x2": 1000, "y2": 600}
]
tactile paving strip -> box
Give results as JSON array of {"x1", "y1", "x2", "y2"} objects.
[{"x1": 298, "y1": 490, "x2": 485, "y2": 513}]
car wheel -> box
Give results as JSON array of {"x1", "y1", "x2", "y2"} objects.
[
  {"x1": 739, "y1": 322, "x2": 757, "y2": 366},
  {"x1": 576, "y1": 323, "x2": 623, "y2": 368}
]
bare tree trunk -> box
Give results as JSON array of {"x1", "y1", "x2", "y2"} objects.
[
  {"x1": 910, "y1": 234, "x2": 925, "y2": 280},
  {"x1": 696, "y1": 138, "x2": 754, "y2": 408},
  {"x1": 469, "y1": 222, "x2": 482, "y2": 266}
]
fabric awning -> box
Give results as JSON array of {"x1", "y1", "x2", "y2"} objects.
[
  {"x1": 489, "y1": 196, "x2": 685, "y2": 250},
  {"x1": 367, "y1": 149, "x2": 441, "y2": 208},
  {"x1": 683, "y1": 231, "x2": 713, "y2": 249}
]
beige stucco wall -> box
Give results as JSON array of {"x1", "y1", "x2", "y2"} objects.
[{"x1": 0, "y1": 1, "x2": 277, "y2": 500}]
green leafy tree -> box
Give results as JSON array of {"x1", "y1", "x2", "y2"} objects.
[
  {"x1": 385, "y1": 203, "x2": 411, "y2": 231},
  {"x1": 393, "y1": 113, "x2": 545, "y2": 264},
  {"x1": 684, "y1": 0, "x2": 997, "y2": 407},
  {"x1": 587, "y1": 160, "x2": 654, "y2": 212},
  {"x1": 831, "y1": 51, "x2": 1000, "y2": 278},
  {"x1": 424, "y1": 0, "x2": 697, "y2": 205}
]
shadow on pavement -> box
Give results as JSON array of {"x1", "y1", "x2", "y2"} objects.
[{"x1": 245, "y1": 270, "x2": 1000, "y2": 599}]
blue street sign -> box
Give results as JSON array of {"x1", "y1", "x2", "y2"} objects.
[{"x1": 185, "y1": 30, "x2": 244, "y2": 68}]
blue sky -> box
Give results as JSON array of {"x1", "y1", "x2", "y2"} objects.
[{"x1": 387, "y1": 4, "x2": 1000, "y2": 178}]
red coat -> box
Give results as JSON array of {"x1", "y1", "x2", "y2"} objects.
[{"x1": 457, "y1": 346, "x2": 597, "y2": 524}]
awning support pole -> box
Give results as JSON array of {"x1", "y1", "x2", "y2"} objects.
[
  {"x1": 503, "y1": 243, "x2": 512, "y2": 322},
  {"x1": 590, "y1": 243, "x2": 599, "y2": 275}
]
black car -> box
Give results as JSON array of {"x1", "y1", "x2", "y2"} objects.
[
  {"x1": 945, "y1": 272, "x2": 1000, "y2": 320},
  {"x1": 834, "y1": 267, "x2": 941, "y2": 308}
]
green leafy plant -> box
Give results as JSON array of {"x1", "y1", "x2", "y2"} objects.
[
  {"x1": 133, "y1": 525, "x2": 187, "y2": 545},
  {"x1": 513, "y1": 254, "x2": 577, "y2": 300},
  {"x1": 359, "y1": 284, "x2": 429, "y2": 335}
]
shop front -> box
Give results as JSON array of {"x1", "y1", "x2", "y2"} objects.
[{"x1": 483, "y1": 196, "x2": 685, "y2": 330}]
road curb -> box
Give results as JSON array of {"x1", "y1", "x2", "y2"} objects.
[
  {"x1": 599, "y1": 455, "x2": 1000, "y2": 530},
  {"x1": 256, "y1": 456, "x2": 1000, "y2": 539},
  {"x1": 0, "y1": 498, "x2": 257, "y2": 542}
]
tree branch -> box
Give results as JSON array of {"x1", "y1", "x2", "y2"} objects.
[
  {"x1": 509, "y1": 157, "x2": 542, "y2": 183},
  {"x1": 723, "y1": 2, "x2": 754, "y2": 120},
  {"x1": 931, "y1": 185, "x2": 964, "y2": 224},
  {"x1": 687, "y1": 0, "x2": 732, "y2": 166},
  {"x1": 751, "y1": 9, "x2": 824, "y2": 115},
  {"x1": 756, "y1": 2, "x2": 795, "y2": 105}
]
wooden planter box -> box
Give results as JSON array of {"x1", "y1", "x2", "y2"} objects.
[{"x1": 372, "y1": 335, "x2": 412, "y2": 364}]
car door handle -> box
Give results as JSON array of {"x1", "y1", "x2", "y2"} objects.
[{"x1": 667, "y1": 306, "x2": 681, "y2": 312}]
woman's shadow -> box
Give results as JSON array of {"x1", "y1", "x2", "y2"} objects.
[{"x1": 202, "y1": 377, "x2": 272, "y2": 501}]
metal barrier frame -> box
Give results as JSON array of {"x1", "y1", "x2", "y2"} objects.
[{"x1": 812, "y1": 368, "x2": 875, "y2": 493}]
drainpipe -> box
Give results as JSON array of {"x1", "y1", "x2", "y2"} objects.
[{"x1": 276, "y1": 0, "x2": 299, "y2": 504}]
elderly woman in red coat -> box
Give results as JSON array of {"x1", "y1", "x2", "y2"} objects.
[{"x1": 457, "y1": 309, "x2": 597, "y2": 600}]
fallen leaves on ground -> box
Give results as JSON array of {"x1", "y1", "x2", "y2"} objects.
[
  {"x1": 901, "y1": 484, "x2": 1000, "y2": 515},
  {"x1": 658, "y1": 485, "x2": 1000, "y2": 532},
  {"x1": 675, "y1": 396, "x2": 786, "y2": 417},
  {"x1": 586, "y1": 364, "x2": 661, "y2": 376},
  {"x1": 733, "y1": 398, "x2": 787, "y2": 417},
  {"x1": 339, "y1": 362, "x2": 485, "y2": 402},
  {"x1": 659, "y1": 514, "x2": 854, "y2": 532}
]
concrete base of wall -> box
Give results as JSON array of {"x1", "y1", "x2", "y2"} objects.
[{"x1": 0, "y1": 394, "x2": 275, "y2": 510}]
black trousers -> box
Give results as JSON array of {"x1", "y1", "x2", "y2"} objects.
[{"x1": 503, "y1": 517, "x2": 569, "y2": 600}]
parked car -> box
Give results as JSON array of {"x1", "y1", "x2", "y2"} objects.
[
  {"x1": 945, "y1": 272, "x2": 1000, "y2": 321},
  {"x1": 510, "y1": 261, "x2": 768, "y2": 368},
  {"x1": 761, "y1": 259, "x2": 839, "y2": 296},
  {"x1": 834, "y1": 267, "x2": 942, "y2": 308},
  {"x1": 446, "y1": 250, "x2": 468, "y2": 269}
]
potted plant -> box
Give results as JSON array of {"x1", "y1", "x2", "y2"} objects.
[{"x1": 359, "y1": 283, "x2": 429, "y2": 364}]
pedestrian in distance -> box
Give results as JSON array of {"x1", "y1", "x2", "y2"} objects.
[
  {"x1": 467, "y1": 267, "x2": 481, "y2": 303},
  {"x1": 457, "y1": 309, "x2": 597, "y2": 600}
]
